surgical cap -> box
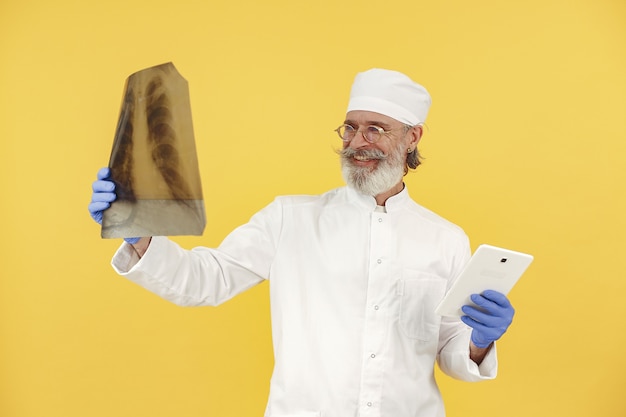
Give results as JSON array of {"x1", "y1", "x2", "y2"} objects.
[{"x1": 346, "y1": 68, "x2": 431, "y2": 126}]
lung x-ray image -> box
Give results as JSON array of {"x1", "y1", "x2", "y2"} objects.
[{"x1": 102, "y1": 62, "x2": 206, "y2": 239}]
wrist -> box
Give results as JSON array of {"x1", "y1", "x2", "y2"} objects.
[
  {"x1": 128, "y1": 237, "x2": 152, "y2": 258},
  {"x1": 469, "y1": 340, "x2": 493, "y2": 365}
]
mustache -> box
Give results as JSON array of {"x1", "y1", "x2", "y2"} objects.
[{"x1": 337, "y1": 147, "x2": 388, "y2": 161}]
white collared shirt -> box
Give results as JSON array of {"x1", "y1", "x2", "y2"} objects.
[{"x1": 112, "y1": 186, "x2": 497, "y2": 417}]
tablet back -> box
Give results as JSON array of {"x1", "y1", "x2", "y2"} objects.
[{"x1": 435, "y1": 244, "x2": 534, "y2": 317}]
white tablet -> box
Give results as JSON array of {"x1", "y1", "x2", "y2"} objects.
[{"x1": 435, "y1": 244, "x2": 534, "y2": 317}]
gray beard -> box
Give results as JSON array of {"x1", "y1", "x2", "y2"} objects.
[{"x1": 340, "y1": 144, "x2": 405, "y2": 197}]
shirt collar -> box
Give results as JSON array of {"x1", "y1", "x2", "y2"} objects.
[{"x1": 345, "y1": 184, "x2": 411, "y2": 213}]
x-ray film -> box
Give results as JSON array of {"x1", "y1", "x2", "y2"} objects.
[{"x1": 102, "y1": 62, "x2": 206, "y2": 238}]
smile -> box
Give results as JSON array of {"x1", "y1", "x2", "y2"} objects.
[{"x1": 353, "y1": 154, "x2": 375, "y2": 162}]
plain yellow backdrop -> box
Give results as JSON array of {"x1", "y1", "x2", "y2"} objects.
[{"x1": 1, "y1": 0, "x2": 624, "y2": 416}]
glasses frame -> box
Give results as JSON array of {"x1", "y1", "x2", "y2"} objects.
[
  {"x1": 334, "y1": 124, "x2": 391, "y2": 144},
  {"x1": 334, "y1": 124, "x2": 412, "y2": 144}
]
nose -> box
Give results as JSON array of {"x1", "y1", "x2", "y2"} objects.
[{"x1": 346, "y1": 129, "x2": 370, "y2": 149}]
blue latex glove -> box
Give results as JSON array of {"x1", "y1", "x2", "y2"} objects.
[
  {"x1": 460, "y1": 290, "x2": 515, "y2": 348},
  {"x1": 88, "y1": 167, "x2": 140, "y2": 244}
]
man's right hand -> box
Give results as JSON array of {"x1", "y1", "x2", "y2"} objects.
[
  {"x1": 89, "y1": 167, "x2": 116, "y2": 225},
  {"x1": 88, "y1": 167, "x2": 140, "y2": 244}
]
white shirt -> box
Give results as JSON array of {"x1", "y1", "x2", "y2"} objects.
[{"x1": 112, "y1": 186, "x2": 497, "y2": 417}]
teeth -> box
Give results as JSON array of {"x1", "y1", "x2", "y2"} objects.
[{"x1": 354, "y1": 155, "x2": 370, "y2": 161}]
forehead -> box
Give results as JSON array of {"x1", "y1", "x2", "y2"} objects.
[{"x1": 344, "y1": 110, "x2": 401, "y2": 128}]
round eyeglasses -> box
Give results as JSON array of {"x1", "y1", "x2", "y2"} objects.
[{"x1": 335, "y1": 124, "x2": 403, "y2": 144}]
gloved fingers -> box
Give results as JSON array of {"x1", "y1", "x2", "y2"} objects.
[
  {"x1": 461, "y1": 304, "x2": 505, "y2": 327},
  {"x1": 460, "y1": 315, "x2": 497, "y2": 334},
  {"x1": 88, "y1": 201, "x2": 111, "y2": 212},
  {"x1": 92, "y1": 179, "x2": 116, "y2": 193},
  {"x1": 88, "y1": 201, "x2": 110, "y2": 224},
  {"x1": 90, "y1": 168, "x2": 115, "y2": 226},
  {"x1": 481, "y1": 290, "x2": 513, "y2": 309},
  {"x1": 96, "y1": 167, "x2": 111, "y2": 180},
  {"x1": 90, "y1": 191, "x2": 116, "y2": 205},
  {"x1": 469, "y1": 293, "x2": 515, "y2": 321},
  {"x1": 461, "y1": 315, "x2": 507, "y2": 345},
  {"x1": 462, "y1": 291, "x2": 515, "y2": 348}
]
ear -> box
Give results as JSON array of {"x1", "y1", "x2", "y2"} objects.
[{"x1": 408, "y1": 125, "x2": 423, "y2": 149}]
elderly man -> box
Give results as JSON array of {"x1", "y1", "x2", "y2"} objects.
[{"x1": 89, "y1": 68, "x2": 515, "y2": 417}]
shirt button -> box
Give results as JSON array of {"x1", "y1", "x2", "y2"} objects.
[
  {"x1": 378, "y1": 217, "x2": 383, "y2": 222},
  {"x1": 370, "y1": 353, "x2": 376, "y2": 358},
  {"x1": 377, "y1": 259, "x2": 382, "y2": 264},
  {"x1": 374, "y1": 305, "x2": 379, "y2": 310},
  {"x1": 367, "y1": 402, "x2": 373, "y2": 407}
]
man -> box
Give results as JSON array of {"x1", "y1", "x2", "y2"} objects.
[{"x1": 89, "y1": 68, "x2": 515, "y2": 417}]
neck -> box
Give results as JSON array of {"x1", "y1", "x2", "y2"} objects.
[{"x1": 374, "y1": 181, "x2": 404, "y2": 206}]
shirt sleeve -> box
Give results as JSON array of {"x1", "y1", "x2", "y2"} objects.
[
  {"x1": 110, "y1": 198, "x2": 283, "y2": 307},
  {"x1": 436, "y1": 325, "x2": 498, "y2": 381}
]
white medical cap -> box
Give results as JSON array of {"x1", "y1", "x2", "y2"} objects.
[{"x1": 347, "y1": 68, "x2": 431, "y2": 126}]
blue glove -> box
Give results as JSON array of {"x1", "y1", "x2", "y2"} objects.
[
  {"x1": 460, "y1": 290, "x2": 515, "y2": 348},
  {"x1": 88, "y1": 167, "x2": 140, "y2": 244}
]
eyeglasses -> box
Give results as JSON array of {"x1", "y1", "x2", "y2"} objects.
[{"x1": 335, "y1": 124, "x2": 405, "y2": 144}]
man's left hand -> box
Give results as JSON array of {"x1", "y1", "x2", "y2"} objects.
[{"x1": 461, "y1": 290, "x2": 515, "y2": 349}]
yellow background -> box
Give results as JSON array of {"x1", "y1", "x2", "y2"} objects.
[{"x1": 1, "y1": 0, "x2": 624, "y2": 416}]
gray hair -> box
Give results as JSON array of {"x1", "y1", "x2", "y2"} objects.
[{"x1": 404, "y1": 124, "x2": 423, "y2": 174}]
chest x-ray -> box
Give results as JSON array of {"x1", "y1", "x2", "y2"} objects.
[{"x1": 102, "y1": 62, "x2": 206, "y2": 239}]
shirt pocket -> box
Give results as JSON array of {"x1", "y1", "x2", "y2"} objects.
[{"x1": 397, "y1": 271, "x2": 447, "y2": 342}]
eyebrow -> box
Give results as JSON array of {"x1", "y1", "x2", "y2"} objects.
[{"x1": 343, "y1": 119, "x2": 393, "y2": 130}]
